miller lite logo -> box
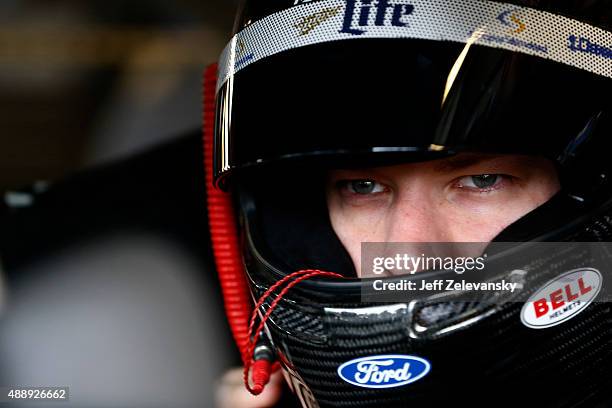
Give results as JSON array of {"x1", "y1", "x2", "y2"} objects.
[
  {"x1": 295, "y1": 6, "x2": 343, "y2": 36},
  {"x1": 337, "y1": 354, "x2": 431, "y2": 389},
  {"x1": 340, "y1": 0, "x2": 415, "y2": 35},
  {"x1": 521, "y1": 268, "x2": 602, "y2": 329}
]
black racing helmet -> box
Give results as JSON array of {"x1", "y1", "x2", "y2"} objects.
[{"x1": 208, "y1": 0, "x2": 612, "y2": 407}]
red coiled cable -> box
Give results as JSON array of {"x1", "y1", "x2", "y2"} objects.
[
  {"x1": 203, "y1": 64, "x2": 252, "y2": 360},
  {"x1": 202, "y1": 64, "x2": 344, "y2": 396}
]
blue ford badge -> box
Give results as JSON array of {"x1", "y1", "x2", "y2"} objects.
[{"x1": 337, "y1": 354, "x2": 431, "y2": 389}]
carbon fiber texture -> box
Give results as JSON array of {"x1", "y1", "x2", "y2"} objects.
[{"x1": 252, "y1": 214, "x2": 612, "y2": 407}]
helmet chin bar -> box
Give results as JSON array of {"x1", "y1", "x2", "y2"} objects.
[{"x1": 236, "y1": 181, "x2": 612, "y2": 407}]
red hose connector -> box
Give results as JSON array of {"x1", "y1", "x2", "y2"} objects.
[
  {"x1": 250, "y1": 359, "x2": 272, "y2": 395},
  {"x1": 243, "y1": 269, "x2": 344, "y2": 395},
  {"x1": 203, "y1": 63, "x2": 252, "y2": 361}
]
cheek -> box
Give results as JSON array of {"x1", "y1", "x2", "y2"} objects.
[
  {"x1": 529, "y1": 175, "x2": 561, "y2": 206},
  {"x1": 327, "y1": 199, "x2": 388, "y2": 276},
  {"x1": 328, "y1": 211, "x2": 370, "y2": 277},
  {"x1": 445, "y1": 190, "x2": 557, "y2": 242},
  {"x1": 447, "y1": 212, "x2": 514, "y2": 242}
]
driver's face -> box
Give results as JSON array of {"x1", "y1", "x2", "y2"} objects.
[{"x1": 326, "y1": 154, "x2": 560, "y2": 277}]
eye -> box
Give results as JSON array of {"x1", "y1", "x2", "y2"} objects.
[
  {"x1": 457, "y1": 174, "x2": 504, "y2": 190},
  {"x1": 342, "y1": 180, "x2": 387, "y2": 195}
]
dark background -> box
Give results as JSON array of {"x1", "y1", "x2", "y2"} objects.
[
  {"x1": 0, "y1": 0, "x2": 235, "y2": 188},
  {"x1": 0, "y1": 1, "x2": 242, "y2": 407}
]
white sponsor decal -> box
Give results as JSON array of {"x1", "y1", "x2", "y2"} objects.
[
  {"x1": 217, "y1": 0, "x2": 612, "y2": 92},
  {"x1": 521, "y1": 268, "x2": 602, "y2": 329}
]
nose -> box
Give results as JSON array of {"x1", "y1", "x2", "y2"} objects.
[
  {"x1": 376, "y1": 193, "x2": 454, "y2": 274},
  {"x1": 384, "y1": 189, "x2": 450, "y2": 244}
]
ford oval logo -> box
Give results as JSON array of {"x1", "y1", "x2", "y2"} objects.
[{"x1": 337, "y1": 354, "x2": 431, "y2": 389}]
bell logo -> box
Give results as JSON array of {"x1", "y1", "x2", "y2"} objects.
[
  {"x1": 340, "y1": 0, "x2": 415, "y2": 36},
  {"x1": 532, "y1": 278, "x2": 591, "y2": 318},
  {"x1": 521, "y1": 269, "x2": 602, "y2": 329}
]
